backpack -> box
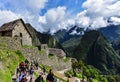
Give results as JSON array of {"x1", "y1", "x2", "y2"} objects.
[{"x1": 29, "y1": 69, "x2": 34, "y2": 74}]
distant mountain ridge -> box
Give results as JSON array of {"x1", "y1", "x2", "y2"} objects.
[
  {"x1": 54, "y1": 25, "x2": 85, "y2": 43},
  {"x1": 99, "y1": 24, "x2": 120, "y2": 42},
  {"x1": 73, "y1": 30, "x2": 120, "y2": 74},
  {"x1": 112, "y1": 38, "x2": 120, "y2": 55},
  {"x1": 54, "y1": 24, "x2": 120, "y2": 57}
]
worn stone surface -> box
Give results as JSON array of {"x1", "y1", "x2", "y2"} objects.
[
  {"x1": 49, "y1": 48, "x2": 66, "y2": 58},
  {"x1": 12, "y1": 20, "x2": 32, "y2": 46},
  {"x1": 0, "y1": 37, "x2": 21, "y2": 50},
  {"x1": 22, "y1": 47, "x2": 72, "y2": 71},
  {"x1": 0, "y1": 19, "x2": 32, "y2": 46}
]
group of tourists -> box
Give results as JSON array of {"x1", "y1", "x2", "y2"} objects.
[
  {"x1": 16, "y1": 59, "x2": 55, "y2": 82},
  {"x1": 17, "y1": 59, "x2": 35, "y2": 82}
]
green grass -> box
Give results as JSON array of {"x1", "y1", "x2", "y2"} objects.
[
  {"x1": 39, "y1": 50, "x2": 45, "y2": 54},
  {"x1": 0, "y1": 49, "x2": 25, "y2": 82},
  {"x1": 64, "y1": 57, "x2": 70, "y2": 62},
  {"x1": 92, "y1": 79, "x2": 99, "y2": 82},
  {"x1": 22, "y1": 45, "x2": 36, "y2": 48},
  {"x1": 0, "y1": 69, "x2": 11, "y2": 82},
  {"x1": 48, "y1": 54, "x2": 54, "y2": 58},
  {"x1": 0, "y1": 43, "x2": 7, "y2": 47}
]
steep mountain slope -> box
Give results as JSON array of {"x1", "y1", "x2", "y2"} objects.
[
  {"x1": 26, "y1": 23, "x2": 63, "y2": 49},
  {"x1": 54, "y1": 25, "x2": 84, "y2": 43},
  {"x1": 73, "y1": 30, "x2": 120, "y2": 74},
  {"x1": 37, "y1": 32, "x2": 64, "y2": 49},
  {"x1": 112, "y1": 38, "x2": 120, "y2": 55},
  {"x1": 99, "y1": 25, "x2": 120, "y2": 42},
  {"x1": 62, "y1": 37, "x2": 81, "y2": 56},
  {"x1": 54, "y1": 25, "x2": 85, "y2": 56}
]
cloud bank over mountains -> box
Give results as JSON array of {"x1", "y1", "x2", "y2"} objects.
[{"x1": 0, "y1": 0, "x2": 120, "y2": 34}]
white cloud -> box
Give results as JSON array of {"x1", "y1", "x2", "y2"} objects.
[
  {"x1": 76, "y1": 11, "x2": 90, "y2": 28},
  {"x1": 109, "y1": 17, "x2": 120, "y2": 25},
  {"x1": 0, "y1": 10, "x2": 21, "y2": 25},
  {"x1": 70, "y1": 30, "x2": 77, "y2": 35},
  {"x1": 38, "y1": 6, "x2": 69, "y2": 34},
  {"x1": 0, "y1": 0, "x2": 48, "y2": 32},
  {"x1": 73, "y1": 0, "x2": 120, "y2": 30},
  {"x1": 34, "y1": 0, "x2": 120, "y2": 33},
  {"x1": 110, "y1": 17, "x2": 120, "y2": 23},
  {"x1": 1, "y1": 0, "x2": 120, "y2": 34}
]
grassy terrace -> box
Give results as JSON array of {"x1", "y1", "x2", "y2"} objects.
[{"x1": 0, "y1": 50, "x2": 25, "y2": 82}]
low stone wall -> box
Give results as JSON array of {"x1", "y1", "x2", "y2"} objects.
[
  {"x1": 38, "y1": 54, "x2": 72, "y2": 71},
  {"x1": 49, "y1": 48, "x2": 66, "y2": 58},
  {"x1": 22, "y1": 47, "x2": 72, "y2": 71},
  {"x1": 0, "y1": 36, "x2": 21, "y2": 50},
  {"x1": 21, "y1": 47, "x2": 40, "y2": 62}
]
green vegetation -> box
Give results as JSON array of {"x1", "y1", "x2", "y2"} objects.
[
  {"x1": 73, "y1": 30, "x2": 120, "y2": 74},
  {"x1": 63, "y1": 57, "x2": 70, "y2": 62},
  {"x1": 22, "y1": 45, "x2": 36, "y2": 48},
  {"x1": 39, "y1": 50, "x2": 45, "y2": 54},
  {"x1": 0, "y1": 49, "x2": 25, "y2": 82},
  {"x1": 0, "y1": 43, "x2": 7, "y2": 47},
  {"x1": 65, "y1": 60, "x2": 120, "y2": 82},
  {"x1": 48, "y1": 54, "x2": 54, "y2": 58},
  {"x1": 39, "y1": 64, "x2": 51, "y2": 73},
  {"x1": 62, "y1": 37, "x2": 81, "y2": 56}
]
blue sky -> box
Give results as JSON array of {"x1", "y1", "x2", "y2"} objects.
[
  {"x1": 40, "y1": 0, "x2": 85, "y2": 15},
  {"x1": 0, "y1": 0, "x2": 120, "y2": 33}
]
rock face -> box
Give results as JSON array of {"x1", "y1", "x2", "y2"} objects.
[
  {"x1": 22, "y1": 47, "x2": 72, "y2": 71},
  {"x1": 74, "y1": 30, "x2": 120, "y2": 74}
]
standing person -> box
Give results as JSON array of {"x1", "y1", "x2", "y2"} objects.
[
  {"x1": 17, "y1": 71, "x2": 24, "y2": 82},
  {"x1": 46, "y1": 69, "x2": 54, "y2": 82},
  {"x1": 29, "y1": 66, "x2": 34, "y2": 82},
  {"x1": 35, "y1": 62, "x2": 38, "y2": 70}
]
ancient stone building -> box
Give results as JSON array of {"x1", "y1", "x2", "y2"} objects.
[
  {"x1": 41, "y1": 44, "x2": 66, "y2": 58},
  {"x1": 0, "y1": 19, "x2": 32, "y2": 46},
  {"x1": 49, "y1": 48, "x2": 66, "y2": 58}
]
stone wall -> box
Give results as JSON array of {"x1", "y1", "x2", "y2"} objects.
[
  {"x1": 21, "y1": 47, "x2": 40, "y2": 62},
  {"x1": 22, "y1": 47, "x2": 72, "y2": 71},
  {"x1": 49, "y1": 48, "x2": 66, "y2": 58},
  {"x1": 0, "y1": 36, "x2": 21, "y2": 51},
  {"x1": 12, "y1": 20, "x2": 32, "y2": 46},
  {"x1": 0, "y1": 36, "x2": 71, "y2": 71}
]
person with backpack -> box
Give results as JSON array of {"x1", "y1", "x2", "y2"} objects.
[
  {"x1": 46, "y1": 69, "x2": 54, "y2": 82},
  {"x1": 29, "y1": 66, "x2": 34, "y2": 82}
]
